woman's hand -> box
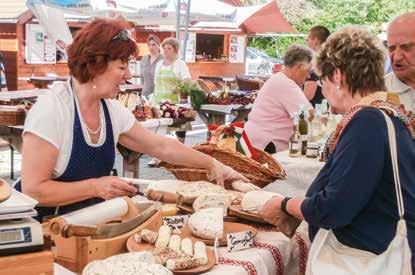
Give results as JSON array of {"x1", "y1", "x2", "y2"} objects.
[
  {"x1": 208, "y1": 159, "x2": 248, "y2": 186},
  {"x1": 92, "y1": 176, "x2": 138, "y2": 200},
  {"x1": 259, "y1": 196, "x2": 284, "y2": 225}
]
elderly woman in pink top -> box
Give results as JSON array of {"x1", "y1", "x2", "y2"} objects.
[{"x1": 245, "y1": 45, "x2": 314, "y2": 153}]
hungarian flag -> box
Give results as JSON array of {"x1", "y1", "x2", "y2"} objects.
[{"x1": 231, "y1": 122, "x2": 258, "y2": 160}]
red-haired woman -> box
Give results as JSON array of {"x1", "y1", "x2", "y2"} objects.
[{"x1": 16, "y1": 19, "x2": 246, "y2": 222}]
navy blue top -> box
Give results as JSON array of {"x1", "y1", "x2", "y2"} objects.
[
  {"x1": 301, "y1": 108, "x2": 415, "y2": 271},
  {"x1": 16, "y1": 90, "x2": 115, "y2": 222}
]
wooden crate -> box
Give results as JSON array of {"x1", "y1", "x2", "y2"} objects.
[{"x1": 0, "y1": 111, "x2": 25, "y2": 126}]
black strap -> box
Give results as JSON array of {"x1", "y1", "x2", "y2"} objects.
[{"x1": 281, "y1": 197, "x2": 292, "y2": 216}]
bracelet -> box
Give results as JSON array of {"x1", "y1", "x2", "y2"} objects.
[{"x1": 281, "y1": 197, "x2": 292, "y2": 216}]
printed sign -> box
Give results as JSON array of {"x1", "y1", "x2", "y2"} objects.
[
  {"x1": 162, "y1": 215, "x2": 190, "y2": 230},
  {"x1": 227, "y1": 230, "x2": 254, "y2": 252}
]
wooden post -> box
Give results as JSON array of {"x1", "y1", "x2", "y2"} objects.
[{"x1": 122, "y1": 158, "x2": 140, "y2": 179}]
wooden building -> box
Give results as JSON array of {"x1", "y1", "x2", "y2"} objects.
[{"x1": 0, "y1": 0, "x2": 294, "y2": 90}]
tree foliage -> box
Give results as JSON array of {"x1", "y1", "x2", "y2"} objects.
[{"x1": 247, "y1": 0, "x2": 415, "y2": 58}]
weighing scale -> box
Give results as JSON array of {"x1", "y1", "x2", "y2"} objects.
[{"x1": 0, "y1": 190, "x2": 44, "y2": 256}]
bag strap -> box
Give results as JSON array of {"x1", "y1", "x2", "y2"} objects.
[{"x1": 380, "y1": 111, "x2": 405, "y2": 220}]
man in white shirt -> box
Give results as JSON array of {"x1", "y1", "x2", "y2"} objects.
[{"x1": 385, "y1": 12, "x2": 415, "y2": 113}]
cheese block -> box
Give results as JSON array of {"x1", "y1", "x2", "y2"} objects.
[
  {"x1": 226, "y1": 190, "x2": 244, "y2": 205},
  {"x1": 177, "y1": 181, "x2": 227, "y2": 204},
  {"x1": 145, "y1": 180, "x2": 187, "y2": 194},
  {"x1": 161, "y1": 204, "x2": 178, "y2": 216},
  {"x1": 83, "y1": 252, "x2": 172, "y2": 275},
  {"x1": 194, "y1": 241, "x2": 208, "y2": 265},
  {"x1": 241, "y1": 190, "x2": 283, "y2": 212},
  {"x1": 231, "y1": 180, "x2": 261, "y2": 193},
  {"x1": 155, "y1": 225, "x2": 171, "y2": 249},
  {"x1": 188, "y1": 208, "x2": 224, "y2": 240},
  {"x1": 192, "y1": 193, "x2": 232, "y2": 215}
]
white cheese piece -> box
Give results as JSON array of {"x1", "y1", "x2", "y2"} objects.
[
  {"x1": 177, "y1": 181, "x2": 227, "y2": 203},
  {"x1": 155, "y1": 225, "x2": 171, "y2": 249},
  {"x1": 168, "y1": 234, "x2": 181, "y2": 252},
  {"x1": 181, "y1": 238, "x2": 193, "y2": 256},
  {"x1": 192, "y1": 193, "x2": 232, "y2": 215},
  {"x1": 194, "y1": 241, "x2": 208, "y2": 265},
  {"x1": 83, "y1": 252, "x2": 172, "y2": 275},
  {"x1": 240, "y1": 190, "x2": 283, "y2": 212},
  {"x1": 231, "y1": 180, "x2": 261, "y2": 193},
  {"x1": 188, "y1": 208, "x2": 224, "y2": 240},
  {"x1": 145, "y1": 180, "x2": 187, "y2": 194}
]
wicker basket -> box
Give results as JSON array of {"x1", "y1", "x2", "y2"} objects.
[
  {"x1": 0, "y1": 110, "x2": 26, "y2": 126},
  {"x1": 162, "y1": 144, "x2": 287, "y2": 188}
]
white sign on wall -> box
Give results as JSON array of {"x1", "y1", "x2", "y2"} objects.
[
  {"x1": 25, "y1": 24, "x2": 56, "y2": 64},
  {"x1": 184, "y1": 32, "x2": 196, "y2": 63},
  {"x1": 229, "y1": 35, "x2": 246, "y2": 63}
]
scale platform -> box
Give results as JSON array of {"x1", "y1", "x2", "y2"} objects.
[{"x1": 0, "y1": 190, "x2": 43, "y2": 256}]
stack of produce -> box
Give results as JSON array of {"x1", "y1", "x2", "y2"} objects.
[
  {"x1": 158, "y1": 100, "x2": 195, "y2": 119},
  {"x1": 206, "y1": 91, "x2": 256, "y2": 106}
]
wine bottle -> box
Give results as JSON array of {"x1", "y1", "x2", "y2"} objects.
[
  {"x1": 298, "y1": 108, "x2": 308, "y2": 155},
  {"x1": 289, "y1": 114, "x2": 301, "y2": 157}
]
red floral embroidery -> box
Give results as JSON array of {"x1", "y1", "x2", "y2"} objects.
[
  {"x1": 294, "y1": 232, "x2": 309, "y2": 275},
  {"x1": 253, "y1": 241, "x2": 284, "y2": 275},
  {"x1": 219, "y1": 257, "x2": 258, "y2": 275}
]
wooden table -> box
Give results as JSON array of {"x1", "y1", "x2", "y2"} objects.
[
  {"x1": 28, "y1": 76, "x2": 68, "y2": 89},
  {"x1": 53, "y1": 222, "x2": 310, "y2": 275}
]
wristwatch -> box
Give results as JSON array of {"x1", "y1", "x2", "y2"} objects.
[{"x1": 281, "y1": 197, "x2": 292, "y2": 216}]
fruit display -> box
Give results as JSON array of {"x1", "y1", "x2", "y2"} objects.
[
  {"x1": 158, "y1": 100, "x2": 195, "y2": 119},
  {"x1": 206, "y1": 91, "x2": 257, "y2": 106}
]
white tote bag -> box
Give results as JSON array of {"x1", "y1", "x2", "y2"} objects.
[{"x1": 306, "y1": 111, "x2": 413, "y2": 275}]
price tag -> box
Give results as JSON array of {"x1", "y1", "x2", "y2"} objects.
[
  {"x1": 227, "y1": 230, "x2": 254, "y2": 252},
  {"x1": 162, "y1": 215, "x2": 189, "y2": 230}
]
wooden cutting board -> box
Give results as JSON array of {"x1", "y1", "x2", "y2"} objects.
[
  {"x1": 0, "y1": 179, "x2": 12, "y2": 202},
  {"x1": 0, "y1": 250, "x2": 54, "y2": 275},
  {"x1": 126, "y1": 237, "x2": 216, "y2": 275}
]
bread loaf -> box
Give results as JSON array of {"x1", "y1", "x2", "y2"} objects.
[{"x1": 188, "y1": 208, "x2": 223, "y2": 240}]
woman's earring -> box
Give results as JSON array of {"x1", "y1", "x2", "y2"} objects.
[{"x1": 92, "y1": 79, "x2": 96, "y2": 89}]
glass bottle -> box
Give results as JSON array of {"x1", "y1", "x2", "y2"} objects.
[
  {"x1": 289, "y1": 114, "x2": 301, "y2": 157},
  {"x1": 298, "y1": 108, "x2": 308, "y2": 155}
]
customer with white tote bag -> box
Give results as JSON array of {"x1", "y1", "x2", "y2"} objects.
[{"x1": 259, "y1": 25, "x2": 415, "y2": 274}]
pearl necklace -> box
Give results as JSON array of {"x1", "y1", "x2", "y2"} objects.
[
  {"x1": 85, "y1": 122, "x2": 101, "y2": 135},
  {"x1": 84, "y1": 104, "x2": 103, "y2": 135}
]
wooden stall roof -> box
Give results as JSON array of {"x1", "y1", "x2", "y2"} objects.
[{"x1": 0, "y1": 0, "x2": 27, "y2": 20}]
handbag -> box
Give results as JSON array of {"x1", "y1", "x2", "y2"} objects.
[{"x1": 305, "y1": 111, "x2": 413, "y2": 275}]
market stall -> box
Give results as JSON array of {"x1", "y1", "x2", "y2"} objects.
[{"x1": 0, "y1": 89, "x2": 193, "y2": 178}]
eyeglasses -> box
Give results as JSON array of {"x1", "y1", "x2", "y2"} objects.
[{"x1": 111, "y1": 30, "x2": 132, "y2": 41}]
